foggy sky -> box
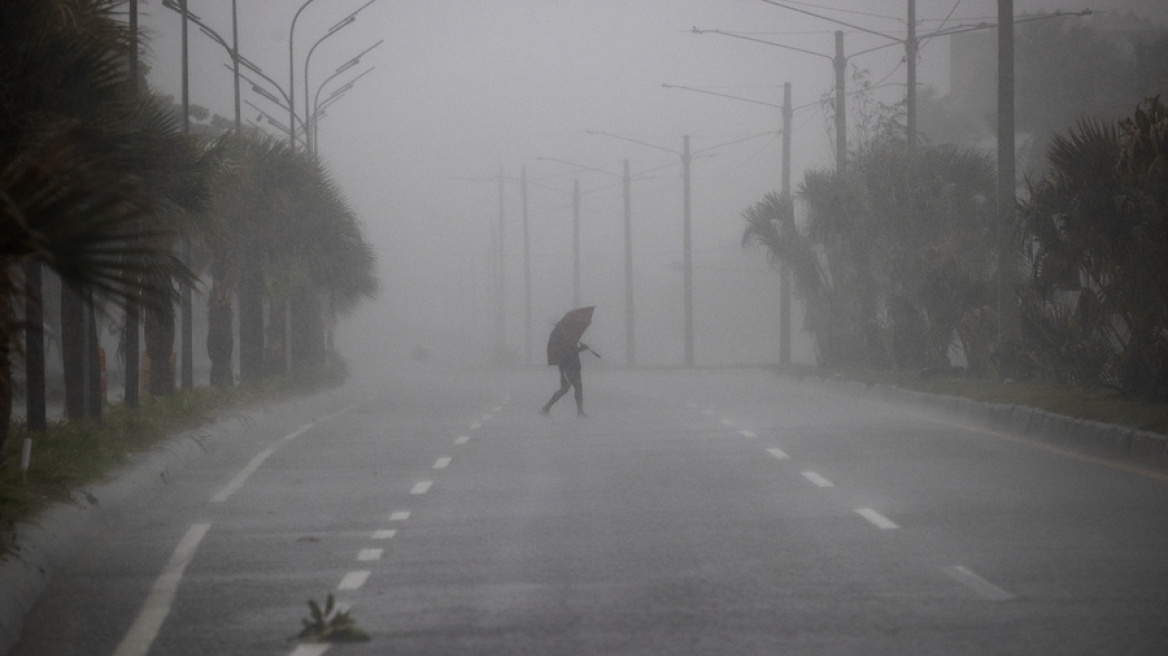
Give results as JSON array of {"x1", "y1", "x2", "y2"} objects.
[{"x1": 140, "y1": 0, "x2": 1166, "y2": 370}]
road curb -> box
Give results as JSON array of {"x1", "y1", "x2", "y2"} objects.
[
  {"x1": 0, "y1": 389, "x2": 347, "y2": 656},
  {"x1": 815, "y1": 377, "x2": 1168, "y2": 471}
]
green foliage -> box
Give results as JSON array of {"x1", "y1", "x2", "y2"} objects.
[
  {"x1": 745, "y1": 138, "x2": 997, "y2": 373},
  {"x1": 297, "y1": 594, "x2": 371, "y2": 643},
  {"x1": 1020, "y1": 97, "x2": 1168, "y2": 399}
]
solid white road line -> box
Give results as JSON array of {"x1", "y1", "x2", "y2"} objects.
[
  {"x1": 357, "y1": 549, "x2": 384, "y2": 562},
  {"x1": 212, "y1": 423, "x2": 312, "y2": 502},
  {"x1": 739, "y1": 430, "x2": 758, "y2": 438},
  {"x1": 389, "y1": 511, "x2": 410, "y2": 521},
  {"x1": 854, "y1": 508, "x2": 899, "y2": 530},
  {"x1": 211, "y1": 404, "x2": 360, "y2": 503},
  {"x1": 454, "y1": 436, "x2": 470, "y2": 445},
  {"x1": 288, "y1": 643, "x2": 330, "y2": 656},
  {"x1": 433, "y1": 457, "x2": 452, "y2": 469},
  {"x1": 801, "y1": 471, "x2": 835, "y2": 488},
  {"x1": 767, "y1": 448, "x2": 790, "y2": 460},
  {"x1": 410, "y1": 481, "x2": 432, "y2": 495},
  {"x1": 112, "y1": 523, "x2": 212, "y2": 656},
  {"x1": 372, "y1": 529, "x2": 397, "y2": 540},
  {"x1": 337, "y1": 571, "x2": 370, "y2": 591},
  {"x1": 943, "y1": 565, "x2": 1015, "y2": 601}
]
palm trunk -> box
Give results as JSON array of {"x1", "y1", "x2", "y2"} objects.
[
  {"x1": 206, "y1": 256, "x2": 234, "y2": 386},
  {"x1": 290, "y1": 288, "x2": 324, "y2": 371},
  {"x1": 237, "y1": 240, "x2": 264, "y2": 382},
  {"x1": 265, "y1": 297, "x2": 287, "y2": 375},
  {"x1": 143, "y1": 278, "x2": 176, "y2": 396},
  {"x1": 25, "y1": 260, "x2": 46, "y2": 431},
  {"x1": 61, "y1": 283, "x2": 86, "y2": 419}
]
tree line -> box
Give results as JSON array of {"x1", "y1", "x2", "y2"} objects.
[
  {"x1": 0, "y1": 0, "x2": 378, "y2": 462},
  {"x1": 743, "y1": 16, "x2": 1168, "y2": 400}
]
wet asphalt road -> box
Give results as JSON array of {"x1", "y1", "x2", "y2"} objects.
[{"x1": 9, "y1": 365, "x2": 1168, "y2": 655}]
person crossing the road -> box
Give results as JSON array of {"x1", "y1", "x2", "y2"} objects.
[{"x1": 541, "y1": 342, "x2": 591, "y2": 417}]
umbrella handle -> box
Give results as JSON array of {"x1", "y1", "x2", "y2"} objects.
[{"x1": 586, "y1": 346, "x2": 601, "y2": 358}]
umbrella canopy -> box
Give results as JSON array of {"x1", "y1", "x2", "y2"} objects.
[{"x1": 547, "y1": 306, "x2": 594, "y2": 366}]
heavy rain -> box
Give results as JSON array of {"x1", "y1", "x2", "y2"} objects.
[{"x1": 2, "y1": 1, "x2": 1168, "y2": 654}]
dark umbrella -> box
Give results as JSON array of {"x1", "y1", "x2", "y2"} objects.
[{"x1": 547, "y1": 306, "x2": 596, "y2": 366}]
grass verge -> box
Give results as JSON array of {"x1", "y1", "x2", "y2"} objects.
[
  {"x1": 801, "y1": 366, "x2": 1168, "y2": 437},
  {"x1": 0, "y1": 363, "x2": 346, "y2": 555}
]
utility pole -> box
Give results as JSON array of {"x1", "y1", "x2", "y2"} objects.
[
  {"x1": 622, "y1": 159, "x2": 636, "y2": 368},
  {"x1": 496, "y1": 167, "x2": 506, "y2": 360},
  {"x1": 834, "y1": 30, "x2": 847, "y2": 175},
  {"x1": 573, "y1": 179, "x2": 581, "y2": 308},
  {"x1": 997, "y1": 0, "x2": 1018, "y2": 343},
  {"x1": 682, "y1": 135, "x2": 693, "y2": 368},
  {"x1": 179, "y1": 0, "x2": 193, "y2": 389},
  {"x1": 779, "y1": 82, "x2": 793, "y2": 366},
  {"x1": 906, "y1": 0, "x2": 919, "y2": 150},
  {"x1": 232, "y1": 0, "x2": 240, "y2": 133},
  {"x1": 125, "y1": 0, "x2": 141, "y2": 408},
  {"x1": 522, "y1": 166, "x2": 532, "y2": 362}
]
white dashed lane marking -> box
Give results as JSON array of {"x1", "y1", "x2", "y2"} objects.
[
  {"x1": 470, "y1": 423, "x2": 482, "y2": 430},
  {"x1": 357, "y1": 549, "x2": 384, "y2": 562},
  {"x1": 337, "y1": 571, "x2": 370, "y2": 590},
  {"x1": 739, "y1": 430, "x2": 757, "y2": 438},
  {"x1": 943, "y1": 565, "x2": 1015, "y2": 601},
  {"x1": 855, "y1": 508, "x2": 899, "y2": 530},
  {"x1": 389, "y1": 511, "x2": 410, "y2": 521},
  {"x1": 720, "y1": 419, "x2": 736, "y2": 427},
  {"x1": 454, "y1": 436, "x2": 470, "y2": 445},
  {"x1": 801, "y1": 471, "x2": 835, "y2": 488},
  {"x1": 372, "y1": 529, "x2": 397, "y2": 540},
  {"x1": 767, "y1": 448, "x2": 790, "y2": 460},
  {"x1": 433, "y1": 457, "x2": 452, "y2": 469},
  {"x1": 288, "y1": 644, "x2": 330, "y2": 656},
  {"x1": 410, "y1": 481, "x2": 433, "y2": 495}
]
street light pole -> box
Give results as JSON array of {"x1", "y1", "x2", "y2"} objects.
[
  {"x1": 522, "y1": 166, "x2": 532, "y2": 362},
  {"x1": 179, "y1": 0, "x2": 193, "y2": 390},
  {"x1": 497, "y1": 167, "x2": 507, "y2": 360},
  {"x1": 780, "y1": 82, "x2": 793, "y2": 366},
  {"x1": 573, "y1": 179, "x2": 581, "y2": 309},
  {"x1": 906, "y1": 0, "x2": 919, "y2": 150},
  {"x1": 682, "y1": 136, "x2": 693, "y2": 367},
  {"x1": 288, "y1": 0, "x2": 321, "y2": 150},
  {"x1": 997, "y1": 0, "x2": 1017, "y2": 343},
  {"x1": 834, "y1": 30, "x2": 847, "y2": 174},
  {"x1": 622, "y1": 159, "x2": 635, "y2": 368}
]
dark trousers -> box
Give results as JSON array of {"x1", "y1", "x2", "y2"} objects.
[{"x1": 543, "y1": 366, "x2": 582, "y2": 413}]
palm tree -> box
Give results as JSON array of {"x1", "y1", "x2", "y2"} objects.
[
  {"x1": 0, "y1": 0, "x2": 199, "y2": 456},
  {"x1": 1020, "y1": 97, "x2": 1168, "y2": 398},
  {"x1": 744, "y1": 141, "x2": 997, "y2": 372}
]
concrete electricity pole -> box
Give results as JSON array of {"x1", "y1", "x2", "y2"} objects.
[
  {"x1": 622, "y1": 159, "x2": 635, "y2": 368},
  {"x1": 997, "y1": 0, "x2": 1018, "y2": 342},
  {"x1": 522, "y1": 166, "x2": 532, "y2": 362},
  {"x1": 779, "y1": 82, "x2": 793, "y2": 366},
  {"x1": 682, "y1": 135, "x2": 693, "y2": 368},
  {"x1": 573, "y1": 179, "x2": 581, "y2": 309}
]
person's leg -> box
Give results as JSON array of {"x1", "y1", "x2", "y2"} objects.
[
  {"x1": 541, "y1": 369, "x2": 571, "y2": 414},
  {"x1": 569, "y1": 370, "x2": 583, "y2": 416}
]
